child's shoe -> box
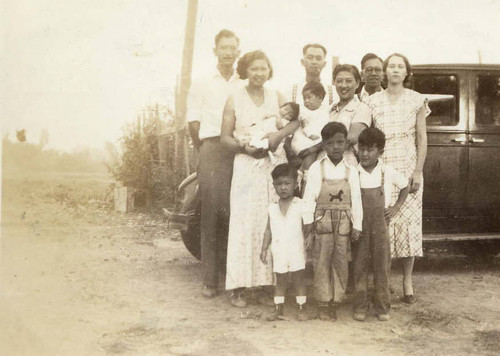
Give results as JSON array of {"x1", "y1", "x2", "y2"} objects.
[
  {"x1": 265, "y1": 304, "x2": 284, "y2": 321},
  {"x1": 296, "y1": 304, "x2": 307, "y2": 321},
  {"x1": 377, "y1": 313, "x2": 390, "y2": 321},
  {"x1": 329, "y1": 303, "x2": 338, "y2": 321},
  {"x1": 353, "y1": 312, "x2": 366, "y2": 322},
  {"x1": 318, "y1": 305, "x2": 331, "y2": 321}
]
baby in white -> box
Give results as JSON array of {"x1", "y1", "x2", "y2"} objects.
[
  {"x1": 235, "y1": 102, "x2": 300, "y2": 162},
  {"x1": 292, "y1": 81, "x2": 330, "y2": 171}
]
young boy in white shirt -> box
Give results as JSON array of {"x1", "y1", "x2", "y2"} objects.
[
  {"x1": 260, "y1": 163, "x2": 313, "y2": 321},
  {"x1": 353, "y1": 127, "x2": 409, "y2": 322},
  {"x1": 303, "y1": 122, "x2": 363, "y2": 321}
]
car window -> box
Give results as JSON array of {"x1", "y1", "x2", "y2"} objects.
[
  {"x1": 476, "y1": 74, "x2": 500, "y2": 126},
  {"x1": 413, "y1": 74, "x2": 459, "y2": 126}
]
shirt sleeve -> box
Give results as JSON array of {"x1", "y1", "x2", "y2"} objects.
[
  {"x1": 301, "y1": 200, "x2": 314, "y2": 225},
  {"x1": 389, "y1": 166, "x2": 409, "y2": 189},
  {"x1": 302, "y1": 161, "x2": 322, "y2": 216},
  {"x1": 186, "y1": 79, "x2": 203, "y2": 123},
  {"x1": 348, "y1": 166, "x2": 363, "y2": 231},
  {"x1": 351, "y1": 102, "x2": 372, "y2": 127}
]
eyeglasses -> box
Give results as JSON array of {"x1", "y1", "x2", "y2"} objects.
[{"x1": 364, "y1": 67, "x2": 383, "y2": 74}]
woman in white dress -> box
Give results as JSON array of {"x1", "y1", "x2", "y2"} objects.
[
  {"x1": 221, "y1": 50, "x2": 299, "y2": 307},
  {"x1": 367, "y1": 53, "x2": 430, "y2": 303}
]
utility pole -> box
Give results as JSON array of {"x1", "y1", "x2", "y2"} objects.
[{"x1": 175, "y1": 0, "x2": 198, "y2": 179}]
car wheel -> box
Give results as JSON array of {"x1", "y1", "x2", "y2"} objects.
[{"x1": 180, "y1": 213, "x2": 201, "y2": 260}]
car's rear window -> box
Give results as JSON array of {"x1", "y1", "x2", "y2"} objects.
[
  {"x1": 413, "y1": 74, "x2": 459, "y2": 126},
  {"x1": 476, "y1": 74, "x2": 500, "y2": 126}
]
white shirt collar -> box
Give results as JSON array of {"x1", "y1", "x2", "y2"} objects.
[
  {"x1": 331, "y1": 96, "x2": 360, "y2": 113},
  {"x1": 319, "y1": 155, "x2": 351, "y2": 168},
  {"x1": 211, "y1": 68, "x2": 239, "y2": 82},
  {"x1": 357, "y1": 160, "x2": 383, "y2": 174}
]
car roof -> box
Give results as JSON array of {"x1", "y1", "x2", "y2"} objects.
[{"x1": 413, "y1": 63, "x2": 500, "y2": 71}]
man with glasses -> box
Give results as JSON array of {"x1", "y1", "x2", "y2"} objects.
[{"x1": 358, "y1": 53, "x2": 384, "y2": 103}]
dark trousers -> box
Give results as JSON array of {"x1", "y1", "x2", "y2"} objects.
[
  {"x1": 198, "y1": 138, "x2": 234, "y2": 288},
  {"x1": 353, "y1": 188, "x2": 391, "y2": 314}
]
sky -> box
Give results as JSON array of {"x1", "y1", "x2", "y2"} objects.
[{"x1": 3, "y1": 0, "x2": 500, "y2": 152}]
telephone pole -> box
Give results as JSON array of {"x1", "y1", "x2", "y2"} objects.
[{"x1": 175, "y1": 0, "x2": 198, "y2": 179}]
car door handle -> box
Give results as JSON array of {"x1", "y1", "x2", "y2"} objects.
[
  {"x1": 470, "y1": 137, "x2": 485, "y2": 143},
  {"x1": 451, "y1": 138, "x2": 466, "y2": 142}
]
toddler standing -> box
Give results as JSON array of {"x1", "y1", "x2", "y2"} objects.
[
  {"x1": 353, "y1": 128, "x2": 409, "y2": 322},
  {"x1": 260, "y1": 164, "x2": 313, "y2": 321}
]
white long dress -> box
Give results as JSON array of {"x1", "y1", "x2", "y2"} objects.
[{"x1": 225, "y1": 87, "x2": 287, "y2": 290}]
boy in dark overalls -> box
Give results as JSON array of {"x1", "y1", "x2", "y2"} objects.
[
  {"x1": 303, "y1": 122, "x2": 363, "y2": 321},
  {"x1": 353, "y1": 128, "x2": 409, "y2": 321}
]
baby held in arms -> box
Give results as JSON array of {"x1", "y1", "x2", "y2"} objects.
[{"x1": 235, "y1": 102, "x2": 300, "y2": 157}]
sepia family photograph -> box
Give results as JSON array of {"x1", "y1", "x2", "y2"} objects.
[{"x1": 2, "y1": 0, "x2": 500, "y2": 355}]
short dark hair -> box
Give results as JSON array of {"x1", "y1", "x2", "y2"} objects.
[
  {"x1": 236, "y1": 50, "x2": 273, "y2": 80},
  {"x1": 302, "y1": 81, "x2": 326, "y2": 100},
  {"x1": 332, "y1": 64, "x2": 361, "y2": 84},
  {"x1": 302, "y1": 43, "x2": 327, "y2": 57},
  {"x1": 360, "y1": 53, "x2": 383, "y2": 69},
  {"x1": 383, "y1": 53, "x2": 412, "y2": 86},
  {"x1": 281, "y1": 102, "x2": 300, "y2": 121},
  {"x1": 321, "y1": 122, "x2": 348, "y2": 140},
  {"x1": 214, "y1": 29, "x2": 239, "y2": 47},
  {"x1": 271, "y1": 163, "x2": 298, "y2": 181},
  {"x1": 358, "y1": 127, "x2": 386, "y2": 150}
]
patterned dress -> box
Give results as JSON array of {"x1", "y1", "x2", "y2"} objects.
[
  {"x1": 225, "y1": 86, "x2": 287, "y2": 290},
  {"x1": 367, "y1": 89, "x2": 430, "y2": 258}
]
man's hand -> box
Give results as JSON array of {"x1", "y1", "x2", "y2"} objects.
[
  {"x1": 298, "y1": 145, "x2": 320, "y2": 159},
  {"x1": 351, "y1": 229, "x2": 362, "y2": 242},
  {"x1": 260, "y1": 249, "x2": 268, "y2": 264},
  {"x1": 304, "y1": 234, "x2": 314, "y2": 250}
]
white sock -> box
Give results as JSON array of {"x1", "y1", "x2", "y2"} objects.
[
  {"x1": 296, "y1": 296, "x2": 306, "y2": 305},
  {"x1": 274, "y1": 296, "x2": 285, "y2": 305}
]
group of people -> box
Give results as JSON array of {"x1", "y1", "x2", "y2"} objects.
[{"x1": 186, "y1": 29, "x2": 429, "y2": 322}]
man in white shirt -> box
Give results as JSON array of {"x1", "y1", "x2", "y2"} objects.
[
  {"x1": 358, "y1": 53, "x2": 384, "y2": 103},
  {"x1": 187, "y1": 29, "x2": 243, "y2": 298}
]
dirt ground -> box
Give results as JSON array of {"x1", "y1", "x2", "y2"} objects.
[{"x1": 1, "y1": 172, "x2": 500, "y2": 356}]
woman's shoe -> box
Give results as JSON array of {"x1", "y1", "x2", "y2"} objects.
[
  {"x1": 230, "y1": 291, "x2": 247, "y2": 308},
  {"x1": 403, "y1": 294, "x2": 417, "y2": 304}
]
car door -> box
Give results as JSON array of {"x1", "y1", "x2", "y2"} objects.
[
  {"x1": 467, "y1": 70, "x2": 500, "y2": 232},
  {"x1": 413, "y1": 69, "x2": 468, "y2": 233}
]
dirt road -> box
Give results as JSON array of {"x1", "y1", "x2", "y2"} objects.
[{"x1": 1, "y1": 174, "x2": 499, "y2": 355}]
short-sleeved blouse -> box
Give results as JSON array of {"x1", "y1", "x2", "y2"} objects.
[{"x1": 366, "y1": 88, "x2": 430, "y2": 258}]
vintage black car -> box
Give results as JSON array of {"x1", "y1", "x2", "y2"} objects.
[{"x1": 166, "y1": 64, "x2": 500, "y2": 260}]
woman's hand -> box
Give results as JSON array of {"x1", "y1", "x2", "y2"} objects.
[
  {"x1": 409, "y1": 171, "x2": 422, "y2": 193},
  {"x1": 262, "y1": 131, "x2": 282, "y2": 152},
  {"x1": 245, "y1": 144, "x2": 268, "y2": 159}
]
